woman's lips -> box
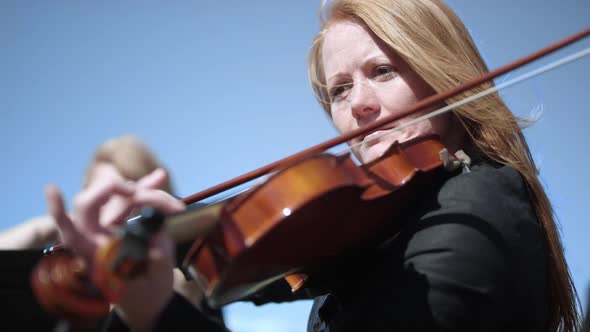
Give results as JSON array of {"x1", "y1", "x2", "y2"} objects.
[{"x1": 361, "y1": 127, "x2": 395, "y2": 145}]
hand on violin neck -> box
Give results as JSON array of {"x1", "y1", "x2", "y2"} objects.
[
  {"x1": 45, "y1": 164, "x2": 185, "y2": 330},
  {"x1": 89, "y1": 164, "x2": 184, "y2": 228}
]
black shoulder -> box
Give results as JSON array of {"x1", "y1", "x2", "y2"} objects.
[{"x1": 429, "y1": 162, "x2": 540, "y2": 238}]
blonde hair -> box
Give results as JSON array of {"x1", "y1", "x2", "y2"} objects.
[
  {"x1": 308, "y1": 0, "x2": 579, "y2": 331},
  {"x1": 83, "y1": 135, "x2": 174, "y2": 194}
]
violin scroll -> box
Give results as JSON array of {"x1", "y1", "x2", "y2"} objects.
[{"x1": 30, "y1": 248, "x2": 110, "y2": 328}]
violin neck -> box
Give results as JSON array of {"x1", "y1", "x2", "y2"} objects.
[{"x1": 164, "y1": 201, "x2": 224, "y2": 244}]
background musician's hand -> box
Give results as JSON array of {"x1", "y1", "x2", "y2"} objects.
[{"x1": 45, "y1": 163, "x2": 185, "y2": 330}]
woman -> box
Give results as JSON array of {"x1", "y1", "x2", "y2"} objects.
[
  {"x1": 306, "y1": 1, "x2": 579, "y2": 331},
  {"x1": 44, "y1": 0, "x2": 580, "y2": 331}
]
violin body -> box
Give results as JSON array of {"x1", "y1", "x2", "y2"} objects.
[{"x1": 183, "y1": 136, "x2": 449, "y2": 307}]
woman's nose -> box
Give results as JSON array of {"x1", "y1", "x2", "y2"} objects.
[{"x1": 350, "y1": 82, "x2": 380, "y2": 119}]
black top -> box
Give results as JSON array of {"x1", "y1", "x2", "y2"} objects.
[
  {"x1": 305, "y1": 160, "x2": 548, "y2": 332},
  {"x1": 3, "y1": 158, "x2": 548, "y2": 332}
]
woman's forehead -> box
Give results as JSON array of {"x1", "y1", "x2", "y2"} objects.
[{"x1": 322, "y1": 20, "x2": 397, "y2": 77}]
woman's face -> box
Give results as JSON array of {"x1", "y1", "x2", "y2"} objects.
[{"x1": 321, "y1": 20, "x2": 458, "y2": 163}]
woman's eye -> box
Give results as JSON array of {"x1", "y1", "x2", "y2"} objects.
[
  {"x1": 329, "y1": 83, "x2": 352, "y2": 102},
  {"x1": 374, "y1": 66, "x2": 397, "y2": 80}
]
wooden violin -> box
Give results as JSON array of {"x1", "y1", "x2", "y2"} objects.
[{"x1": 182, "y1": 135, "x2": 451, "y2": 307}]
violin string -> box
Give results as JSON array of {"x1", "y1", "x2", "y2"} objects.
[
  {"x1": 335, "y1": 46, "x2": 590, "y2": 159},
  {"x1": 203, "y1": 182, "x2": 260, "y2": 205}
]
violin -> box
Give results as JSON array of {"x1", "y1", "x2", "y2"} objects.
[
  {"x1": 29, "y1": 27, "x2": 590, "y2": 327},
  {"x1": 182, "y1": 135, "x2": 451, "y2": 307}
]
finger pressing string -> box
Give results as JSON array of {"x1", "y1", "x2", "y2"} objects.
[
  {"x1": 132, "y1": 189, "x2": 186, "y2": 215},
  {"x1": 74, "y1": 178, "x2": 137, "y2": 235}
]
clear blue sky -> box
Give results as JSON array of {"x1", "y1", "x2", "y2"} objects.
[{"x1": 1, "y1": 1, "x2": 589, "y2": 331}]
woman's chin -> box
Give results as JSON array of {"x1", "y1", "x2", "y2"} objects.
[{"x1": 360, "y1": 145, "x2": 387, "y2": 163}]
